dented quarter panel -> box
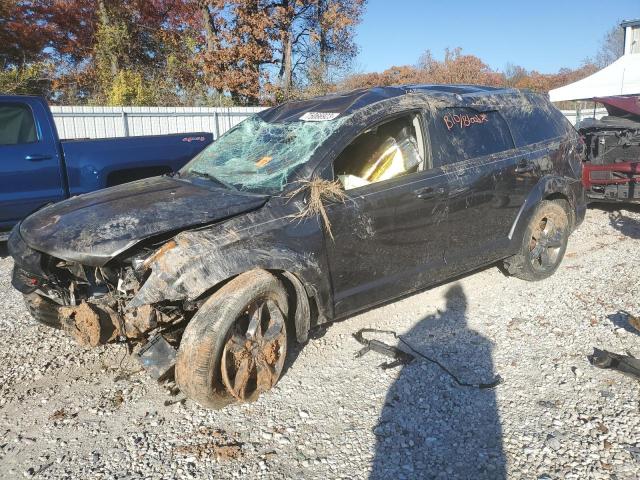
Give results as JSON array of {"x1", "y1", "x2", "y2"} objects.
[{"x1": 508, "y1": 174, "x2": 585, "y2": 246}]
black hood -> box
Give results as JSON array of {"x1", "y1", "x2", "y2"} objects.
[{"x1": 20, "y1": 176, "x2": 269, "y2": 266}]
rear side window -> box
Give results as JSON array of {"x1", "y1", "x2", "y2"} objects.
[
  {"x1": 0, "y1": 103, "x2": 37, "y2": 145},
  {"x1": 503, "y1": 96, "x2": 567, "y2": 146},
  {"x1": 547, "y1": 105, "x2": 578, "y2": 138},
  {"x1": 428, "y1": 108, "x2": 515, "y2": 166}
]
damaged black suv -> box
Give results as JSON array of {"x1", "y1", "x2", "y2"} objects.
[{"x1": 9, "y1": 85, "x2": 586, "y2": 408}]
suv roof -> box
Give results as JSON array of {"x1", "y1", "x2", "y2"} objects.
[{"x1": 260, "y1": 84, "x2": 522, "y2": 123}]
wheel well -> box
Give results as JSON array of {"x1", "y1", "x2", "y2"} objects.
[
  {"x1": 188, "y1": 269, "x2": 316, "y2": 344},
  {"x1": 106, "y1": 166, "x2": 173, "y2": 187},
  {"x1": 543, "y1": 193, "x2": 574, "y2": 229},
  {"x1": 274, "y1": 270, "x2": 315, "y2": 344}
]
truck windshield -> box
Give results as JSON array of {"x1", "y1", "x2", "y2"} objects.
[{"x1": 182, "y1": 115, "x2": 345, "y2": 193}]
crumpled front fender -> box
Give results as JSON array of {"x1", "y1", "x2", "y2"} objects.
[{"x1": 127, "y1": 215, "x2": 326, "y2": 316}]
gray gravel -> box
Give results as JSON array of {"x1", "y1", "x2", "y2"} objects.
[{"x1": 0, "y1": 205, "x2": 639, "y2": 479}]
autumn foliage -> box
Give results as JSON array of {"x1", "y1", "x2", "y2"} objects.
[
  {"x1": 339, "y1": 48, "x2": 598, "y2": 99},
  {"x1": 0, "y1": 0, "x2": 368, "y2": 105},
  {"x1": 0, "y1": 1, "x2": 603, "y2": 105}
]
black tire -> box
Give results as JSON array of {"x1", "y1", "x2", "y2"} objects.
[
  {"x1": 503, "y1": 200, "x2": 570, "y2": 282},
  {"x1": 23, "y1": 293, "x2": 62, "y2": 329},
  {"x1": 175, "y1": 269, "x2": 289, "y2": 409}
]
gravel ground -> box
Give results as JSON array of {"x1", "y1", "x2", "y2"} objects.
[{"x1": 0, "y1": 205, "x2": 639, "y2": 479}]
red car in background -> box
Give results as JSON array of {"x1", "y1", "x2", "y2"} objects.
[{"x1": 579, "y1": 95, "x2": 640, "y2": 203}]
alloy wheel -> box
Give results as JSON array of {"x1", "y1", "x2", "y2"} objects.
[{"x1": 220, "y1": 298, "x2": 287, "y2": 402}]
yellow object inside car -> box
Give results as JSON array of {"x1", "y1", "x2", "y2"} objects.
[
  {"x1": 334, "y1": 115, "x2": 425, "y2": 191},
  {"x1": 361, "y1": 142, "x2": 406, "y2": 182}
]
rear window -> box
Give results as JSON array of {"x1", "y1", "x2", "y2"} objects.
[
  {"x1": 428, "y1": 108, "x2": 515, "y2": 166},
  {"x1": 503, "y1": 96, "x2": 567, "y2": 146},
  {"x1": 0, "y1": 103, "x2": 37, "y2": 146}
]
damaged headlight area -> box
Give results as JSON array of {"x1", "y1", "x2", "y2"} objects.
[{"x1": 16, "y1": 241, "x2": 195, "y2": 379}]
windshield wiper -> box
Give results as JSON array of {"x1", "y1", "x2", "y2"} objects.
[{"x1": 188, "y1": 170, "x2": 237, "y2": 191}]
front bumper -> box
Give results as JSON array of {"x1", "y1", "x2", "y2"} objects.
[
  {"x1": 8, "y1": 224, "x2": 46, "y2": 294},
  {"x1": 582, "y1": 161, "x2": 640, "y2": 203}
]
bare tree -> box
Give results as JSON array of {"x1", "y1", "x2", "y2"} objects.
[
  {"x1": 503, "y1": 63, "x2": 528, "y2": 88},
  {"x1": 591, "y1": 23, "x2": 624, "y2": 68}
]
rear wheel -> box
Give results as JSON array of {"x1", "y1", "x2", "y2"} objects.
[
  {"x1": 503, "y1": 200, "x2": 570, "y2": 281},
  {"x1": 175, "y1": 270, "x2": 289, "y2": 409}
]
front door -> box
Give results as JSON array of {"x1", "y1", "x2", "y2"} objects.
[
  {"x1": 0, "y1": 100, "x2": 65, "y2": 231},
  {"x1": 323, "y1": 113, "x2": 451, "y2": 317},
  {"x1": 325, "y1": 170, "x2": 450, "y2": 317}
]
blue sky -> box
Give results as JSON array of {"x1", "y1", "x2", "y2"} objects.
[{"x1": 355, "y1": 0, "x2": 640, "y2": 74}]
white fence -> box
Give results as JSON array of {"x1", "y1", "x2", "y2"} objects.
[
  {"x1": 560, "y1": 108, "x2": 608, "y2": 126},
  {"x1": 50, "y1": 105, "x2": 605, "y2": 140},
  {"x1": 50, "y1": 106, "x2": 266, "y2": 140}
]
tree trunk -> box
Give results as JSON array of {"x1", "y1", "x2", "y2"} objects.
[
  {"x1": 278, "y1": 0, "x2": 293, "y2": 97},
  {"x1": 98, "y1": 0, "x2": 118, "y2": 76},
  {"x1": 282, "y1": 29, "x2": 293, "y2": 97},
  {"x1": 247, "y1": 0, "x2": 262, "y2": 104},
  {"x1": 316, "y1": 0, "x2": 328, "y2": 82},
  {"x1": 201, "y1": 3, "x2": 217, "y2": 53}
]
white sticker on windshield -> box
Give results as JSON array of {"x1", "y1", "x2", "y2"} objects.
[{"x1": 299, "y1": 111, "x2": 340, "y2": 122}]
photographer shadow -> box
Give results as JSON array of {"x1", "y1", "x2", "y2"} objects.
[{"x1": 370, "y1": 284, "x2": 505, "y2": 479}]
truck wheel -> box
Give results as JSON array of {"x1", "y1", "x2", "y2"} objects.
[
  {"x1": 175, "y1": 270, "x2": 289, "y2": 409},
  {"x1": 503, "y1": 200, "x2": 570, "y2": 282}
]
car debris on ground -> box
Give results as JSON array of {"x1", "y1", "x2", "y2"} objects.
[
  {"x1": 589, "y1": 348, "x2": 640, "y2": 382},
  {"x1": 353, "y1": 327, "x2": 503, "y2": 388}
]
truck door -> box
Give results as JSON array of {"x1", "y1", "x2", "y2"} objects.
[{"x1": 0, "y1": 99, "x2": 65, "y2": 231}]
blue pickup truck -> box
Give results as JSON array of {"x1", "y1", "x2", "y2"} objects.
[{"x1": 0, "y1": 95, "x2": 214, "y2": 239}]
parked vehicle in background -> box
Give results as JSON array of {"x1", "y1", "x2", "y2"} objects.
[
  {"x1": 0, "y1": 95, "x2": 213, "y2": 239},
  {"x1": 578, "y1": 95, "x2": 640, "y2": 203},
  {"x1": 9, "y1": 85, "x2": 586, "y2": 409}
]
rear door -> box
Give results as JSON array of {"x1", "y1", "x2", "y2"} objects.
[
  {"x1": 425, "y1": 105, "x2": 522, "y2": 274},
  {"x1": 0, "y1": 99, "x2": 65, "y2": 230}
]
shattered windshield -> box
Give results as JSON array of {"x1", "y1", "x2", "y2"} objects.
[{"x1": 181, "y1": 115, "x2": 346, "y2": 193}]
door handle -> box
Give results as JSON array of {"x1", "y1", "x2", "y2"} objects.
[
  {"x1": 25, "y1": 154, "x2": 53, "y2": 161},
  {"x1": 514, "y1": 160, "x2": 534, "y2": 174},
  {"x1": 414, "y1": 186, "x2": 446, "y2": 199}
]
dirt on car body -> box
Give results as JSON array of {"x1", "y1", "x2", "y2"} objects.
[{"x1": 9, "y1": 84, "x2": 586, "y2": 408}]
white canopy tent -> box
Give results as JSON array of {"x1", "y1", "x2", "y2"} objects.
[{"x1": 549, "y1": 54, "x2": 640, "y2": 102}]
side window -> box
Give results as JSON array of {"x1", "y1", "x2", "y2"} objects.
[
  {"x1": 503, "y1": 97, "x2": 567, "y2": 146},
  {"x1": 333, "y1": 114, "x2": 425, "y2": 190},
  {"x1": 428, "y1": 108, "x2": 514, "y2": 166},
  {"x1": 547, "y1": 103, "x2": 578, "y2": 138},
  {"x1": 0, "y1": 103, "x2": 38, "y2": 146}
]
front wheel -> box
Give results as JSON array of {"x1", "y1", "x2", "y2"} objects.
[
  {"x1": 503, "y1": 200, "x2": 570, "y2": 281},
  {"x1": 175, "y1": 270, "x2": 289, "y2": 409}
]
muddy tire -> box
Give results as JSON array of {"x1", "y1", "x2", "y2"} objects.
[
  {"x1": 175, "y1": 270, "x2": 289, "y2": 409},
  {"x1": 502, "y1": 200, "x2": 570, "y2": 282}
]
